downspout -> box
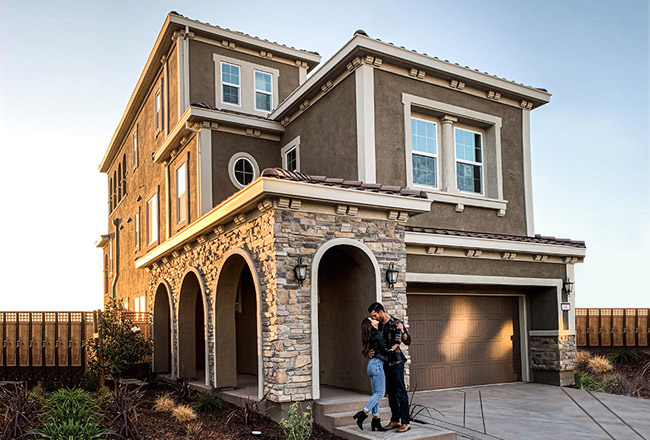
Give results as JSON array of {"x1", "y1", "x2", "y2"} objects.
[{"x1": 110, "y1": 218, "x2": 121, "y2": 299}]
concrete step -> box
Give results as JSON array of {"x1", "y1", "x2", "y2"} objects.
[
  {"x1": 335, "y1": 423, "x2": 457, "y2": 440},
  {"x1": 316, "y1": 396, "x2": 390, "y2": 415},
  {"x1": 321, "y1": 406, "x2": 392, "y2": 431}
]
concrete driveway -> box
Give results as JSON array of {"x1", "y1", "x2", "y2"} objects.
[{"x1": 410, "y1": 382, "x2": 650, "y2": 440}]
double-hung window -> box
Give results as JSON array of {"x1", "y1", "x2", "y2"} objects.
[
  {"x1": 221, "y1": 62, "x2": 241, "y2": 105},
  {"x1": 134, "y1": 210, "x2": 140, "y2": 249},
  {"x1": 132, "y1": 125, "x2": 139, "y2": 169},
  {"x1": 411, "y1": 117, "x2": 438, "y2": 188},
  {"x1": 146, "y1": 193, "x2": 158, "y2": 246},
  {"x1": 254, "y1": 71, "x2": 272, "y2": 112},
  {"x1": 154, "y1": 89, "x2": 162, "y2": 132},
  {"x1": 176, "y1": 162, "x2": 187, "y2": 224},
  {"x1": 455, "y1": 128, "x2": 483, "y2": 194},
  {"x1": 285, "y1": 147, "x2": 297, "y2": 172}
]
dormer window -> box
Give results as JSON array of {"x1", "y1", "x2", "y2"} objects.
[
  {"x1": 221, "y1": 62, "x2": 241, "y2": 106},
  {"x1": 254, "y1": 71, "x2": 272, "y2": 112}
]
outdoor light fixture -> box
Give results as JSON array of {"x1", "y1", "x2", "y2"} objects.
[
  {"x1": 294, "y1": 257, "x2": 307, "y2": 287},
  {"x1": 563, "y1": 277, "x2": 574, "y2": 297},
  {"x1": 386, "y1": 263, "x2": 399, "y2": 290}
]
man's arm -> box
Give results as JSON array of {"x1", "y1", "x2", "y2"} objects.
[{"x1": 396, "y1": 322, "x2": 411, "y2": 346}]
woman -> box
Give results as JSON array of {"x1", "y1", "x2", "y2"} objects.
[{"x1": 353, "y1": 317, "x2": 395, "y2": 431}]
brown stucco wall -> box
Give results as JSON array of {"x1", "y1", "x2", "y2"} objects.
[
  {"x1": 210, "y1": 132, "x2": 281, "y2": 206},
  {"x1": 188, "y1": 40, "x2": 300, "y2": 107},
  {"x1": 168, "y1": 44, "x2": 179, "y2": 127},
  {"x1": 169, "y1": 138, "x2": 199, "y2": 235},
  {"x1": 374, "y1": 69, "x2": 528, "y2": 235},
  {"x1": 281, "y1": 74, "x2": 358, "y2": 180},
  {"x1": 406, "y1": 255, "x2": 567, "y2": 279}
]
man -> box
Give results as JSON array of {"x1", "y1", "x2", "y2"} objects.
[{"x1": 368, "y1": 302, "x2": 411, "y2": 432}]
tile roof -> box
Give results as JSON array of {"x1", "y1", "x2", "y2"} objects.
[
  {"x1": 405, "y1": 226, "x2": 586, "y2": 248},
  {"x1": 169, "y1": 11, "x2": 319, "y2": 56},
  {"x1": 262, "y1": 168, "x2": 428, "y2": 199}
]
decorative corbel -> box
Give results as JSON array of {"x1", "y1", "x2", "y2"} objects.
[
  {"x1": 520, "y1": 100, "x2": 533, "y2": 110},
  {"x1": 213, "y1": 226, "x2": 225, "y2": 236},
  {"x1": 183, "y1": 243, "x2": 192, "y2": 252},
  {"x1": 427, "y1": 246, "x2": 445, "y2": 255},
  {"x1": 409, "y1": 68, "x2": 426, "y2": 79},
  {"x1": 289, "y1": 199, "x2": 302, "y2": 210},
  {"x1": 346, "y1": 57, "x2": 363, "y2": 72},
  {"x1": 502, "y1": 252, "x2": 517, "y2": 260},
  {"x1": 321, "y1": 81, "x2": 334, "y2": 94},
  {"x1": 533, "y1": 254, "x2": 548, "y2": 262},
  {"x1": 455, "y1": 204, "x2": 465, "y2": 213},
  {"x1": 172, "y1": 251, "x2": 180, "y2": 259},
  {"x1": 233, "y1": 214, "x2": 247, "y2": 225},
  {"x1": 281, "y1": 117, "x2": 291, "y2": 127},
  {"x1": 486, "y1": 90, "x2": 501, "y2": 100},
  {"x1": 299, "y1": 100, "x2": 310, "y2": 111},
  {"x1": 197, "y1": 235, "x2": 207, "y2": 244},
  {"x1": 497, "y1": 209, "x2": 506, "y2": 217},
  {"x1": 397, "y1": 212, "x2": 409, "y2": 222},
  {"x1": 563, "y1": 257, "x2": 578, "y2": 264},
  {"x1": 346, "y1": 206, "x2": 358, "y2": 216},
  {"x1": 336, "y1": 205, "x2": 348, "y2": 215},
  {"x1": 450, "y1": 79, "x2": 466, "y2": 90},
  {"x1": 387, "y1": 210, "x2": 399, "y2": 220},
  {"x1": 466, "y1": 249, "x2": 482, "y2": 257},
  {"x1": 257, "y1": 199, "x2": 273, "y2": 213},
  {"x1": 277, "y1": 198, "x2": 291, "y2": 209}
]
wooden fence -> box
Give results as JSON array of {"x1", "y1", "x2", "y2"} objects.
[
  {"x1": 576, "y1": 308, "x2": 649, "y2": 348},
  {"x1": 0, "y1": 311, "x2": 150, "y2": 383}
]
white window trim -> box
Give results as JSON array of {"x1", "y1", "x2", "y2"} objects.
[
  {"x1": 132, "y1": 125, "x2": 139, "y2": 170},
  {"x1": 454, "y1": 126, "x2": 485, "y2": 196},
  {"x1": 281, "y1": 135, "x2": 301, "y2": 172},
  {"x1": 154, "y1": 88, "x2": 163, "y2": 133},
  {"x1": 228, "y1": 152, "x2": 260, "y2": 189},
  {"x1": 220, "y1": 61, "x2": 241, "y2": 107},
  {"x1": 175, "y1": 161, "x2": 188, "y2": 224},
  {"x1": 410, "y1": 116, "x2": 440, "y2": 190},
  {"x1": 403, "y1": 93, "x2": 507, "y2": 215},
  {"x1": 134, "y1": 209, "x2": 140, "y2": 250},
  {"x1": 213, "y1": 53, "x2": 279, "y2": 116},
  {"x1": 253, "y1": 70, "x2": 273, "y2": 113},
  {"x1": 146, "y1": 192, "x2": 159, "y2": 246}
]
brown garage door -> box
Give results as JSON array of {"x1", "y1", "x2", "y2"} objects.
[{"x1": 407, "y1": 294, "x2": 521, "y2": 390}]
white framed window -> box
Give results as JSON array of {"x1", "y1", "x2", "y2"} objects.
[
  {"x1": 281, "y1": 136, "x2": 301, "y2": 172},
  {"x1": 221, "y1": 62, "x2": 241, "y2": 106},
  {"x1": 146, "y1": 192, "x2": 158, "y2": 246},
  {"x1": 132, "y1": 125, "x2": 139, "y2": 169},
  {"x1": 411, "y1": 117, "x2": 438, "y2": 188},
  {"x1": 123, "y1": 300, "x2": 129, "y2": 310},
  {"x1": 228, "y1": 152, "x2": 260, "y2": 189},
  {"x1": 254, "y1": 70, "x2": 273, "y2": 112},
  {"x1": 134, "y1": 295, "x2": 146, "y2": 313},
  {"x1": 134, "y1": 209, "x2": 140, "y2": 250},
  {"x1": 455, "y1": 128, "x2": 484, "y2": 195},
  {"x1": 154, "y1": 88, "x2": 162, "y2": 133},
  {"x1": 176, "y1": 162, "x2": 188, "y2": 224}
]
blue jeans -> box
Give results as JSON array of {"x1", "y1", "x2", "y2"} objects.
[{"x1": 364, "y1": 357, "x2": 386, "y2": 417}]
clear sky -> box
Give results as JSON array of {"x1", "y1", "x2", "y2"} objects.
[{"x1": 0, "y1": 0, "x2": 647, "y2": 310}]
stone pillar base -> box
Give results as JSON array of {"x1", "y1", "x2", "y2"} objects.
[
  {"x1": 533, "y1": 369, "x2": 575, "y2": 386},
  {"x1": 264, "y1": 400, "x2": 314, "y2": 423}
]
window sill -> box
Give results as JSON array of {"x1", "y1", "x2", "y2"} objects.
[{"x1": 416, "y1": 188, "x2": 508, "y2": 215}]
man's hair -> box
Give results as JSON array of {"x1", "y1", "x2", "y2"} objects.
[{"x1": 368, "y1": 302, "x2": 385, "y2": 314}]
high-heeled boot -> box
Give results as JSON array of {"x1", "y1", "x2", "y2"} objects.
[
  {"x1": 352, "y1": 410, "x2": 368, "y2": 430},
  {"x1": 371, "y1": 417, "x2": 387, "y2": 431}
]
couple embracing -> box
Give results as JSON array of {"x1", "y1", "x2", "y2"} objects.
[{"x1": 353, "y1": 302, "x2": 411, "y2": 433}]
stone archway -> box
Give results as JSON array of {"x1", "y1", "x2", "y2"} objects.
[
  {"x1": 178, "y1": 269, "x2": 208, "y2": 384},
  {"x1": 214, "y1": 251, "x2": 262, "y2": 393},
  {"x1": 312, "y1": 239, "x2": 381, "y2": 396},
  {"x1": 152, "y1": 281, "x2": 173, "y2": 374}
]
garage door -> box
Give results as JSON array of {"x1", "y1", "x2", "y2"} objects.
[{"x1": 407, "y1": 294, "x2": 521, "y2": 390}]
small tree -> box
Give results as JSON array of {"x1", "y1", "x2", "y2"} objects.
[
  {"x1": 280, "y1": 402, "x2": 313, "y2": 440},
  {"x1": 87, "y1": 299, "x2": 152, "y2": 388}
]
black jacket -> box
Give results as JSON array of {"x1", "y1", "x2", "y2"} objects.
[
  {"x1": 368, "y1": 329, "x2": 393, "y2": 362},
  {"x1": 379, "y1": 317, "x2": 411, "y2": 365}
]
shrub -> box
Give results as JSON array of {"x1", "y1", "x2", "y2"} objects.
[
  {"x1": 0, "y1": 383, "x2": 38, "y2": 440},
  {"x1": 153, "y1": 394, "x2": 176, "y2": 412},
  {"x1": 588, "y1": 355, "x2": 613, "y2": 374},
  {"x1": 103, "y1": 383, "x2": 145, "y2": 440},
  {"x1": 86, "y1": 299, "x2": 153, "y2": 387},
  {"x1": 186, "y1": 420, "x2": 204, "y2": 438},
  {"x1": 608, "y1": 350, "x2": 640, "y2": 364},
  {"x1": 80, "y1": 370, "x2": 100, "y2": 392},
  {"x1": 34, "y1": 388, "x2": 112, "y2": 440},
  {"x1": 193, "y1": 390, "x2": 223, "y2": 413},
  {"x1": 575, "y1": 350, "x2": 591, "y2": 369},
  {"x1": 575, "y1": 372, "x2": 604, "y2": 391},
  {"x1": 280, "y1": 402, "x2": 313, "y2": 440},
  {"x1": 172, "y1": 404, "x2": 197, "y2": 423}
]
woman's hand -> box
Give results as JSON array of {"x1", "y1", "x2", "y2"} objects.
[
  {"x1": 396, "y1": 322, "x2": 404, "y2": 331},
  {"x1": 367, "y1": 350, "x2": 375, "y2": 359},
  {"x1": 391, "y1": 344, "x2": 400, "y2": 351}
]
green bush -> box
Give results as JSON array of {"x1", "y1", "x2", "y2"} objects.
[
  {"x1": 608, "y1": 350, "x2": 640, "y2": 364},
  {"x1": 80, "y1": 370, "x2": 100, "y2": 392},
  {"x1": 86, "y1": 299, "x2": 153, "y2": 386},
  {"x1": 193, "y1": 390, "x2": 223, "y2": 413},
  {"x1": 280, "y1": 402, "x2": 313, "y2": 440},
  {"x1": 575, "y1": 372, "x2": 605, "y2": 392},
  {"x1": 34, "y1": 388, "x2": 112, "y2": 439}
]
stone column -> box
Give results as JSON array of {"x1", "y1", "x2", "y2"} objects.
[{"x1": 440, "y1": 115, "x2": 457, "y2": 193}]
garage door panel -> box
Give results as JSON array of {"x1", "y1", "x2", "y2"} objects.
[{"x1": 407, "y1": 294, "x2": 520, "y2": 390}]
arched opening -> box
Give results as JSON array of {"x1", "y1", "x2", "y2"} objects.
[
  {"x1": 178, "y1": 270, "x2": 207, "y2": 382},
  {"x1": 153, "y1": 283, "x2": 172, "y2": 374},
  {"x1": 317, "y1": 244, "x2": 378, "y2": 393},
  {"x1": 214, "y1": 253, "x2": 260, "y2": 390}
]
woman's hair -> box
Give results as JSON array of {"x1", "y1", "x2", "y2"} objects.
[{"x1": 361, "y1": 318, "x2": 375, "y2": 358}]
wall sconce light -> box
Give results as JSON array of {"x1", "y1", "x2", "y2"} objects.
[
  {"x1": 563, "y1": 277, "x2": 574, "y2": 297},
  {"x1": 294, "y1": 257, "x2": 307, "y2": 287},
  {"x1": 386, "y1": 262, "x2": 399, "y2": 290}
]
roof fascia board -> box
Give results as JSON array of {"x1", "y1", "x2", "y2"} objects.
[
  {"x1": 271, "y1": 35, "x2": 551, "y2": 120},
  {"x1": 405, "y1": 231, "x2": 586, "y2": 257},
  {"x1": 153, "y1": 106, "x2": 285, "y2": 163},
  {"x1": 136, "y1": 178, "x2": 432, "y2": 268},
  {"x1": 170, "y1": 14, "x2": 320, "y2": 65},
  {"x1": 100, "y1": 14, "x2": 177, "y2": 172}
]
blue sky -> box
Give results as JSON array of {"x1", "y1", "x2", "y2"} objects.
[{"x1": 0, "y1": 0, "x2": 647, "y2": 309}]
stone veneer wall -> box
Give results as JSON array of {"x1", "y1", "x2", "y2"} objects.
[
  {"x1": 146, "y1": 200, "x2": 409, "y2": 403},
  {"x1": 529, "y1": 335, "x2": 577, "y2": 372}
]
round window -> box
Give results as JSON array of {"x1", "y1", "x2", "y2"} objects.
[{"x1": 233, "y1": 157, "x2": 255, "y2": 187}]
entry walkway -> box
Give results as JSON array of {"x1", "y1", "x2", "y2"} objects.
[{"x1": 411, "y1": 382, "x2": 650, "y2": 440}]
